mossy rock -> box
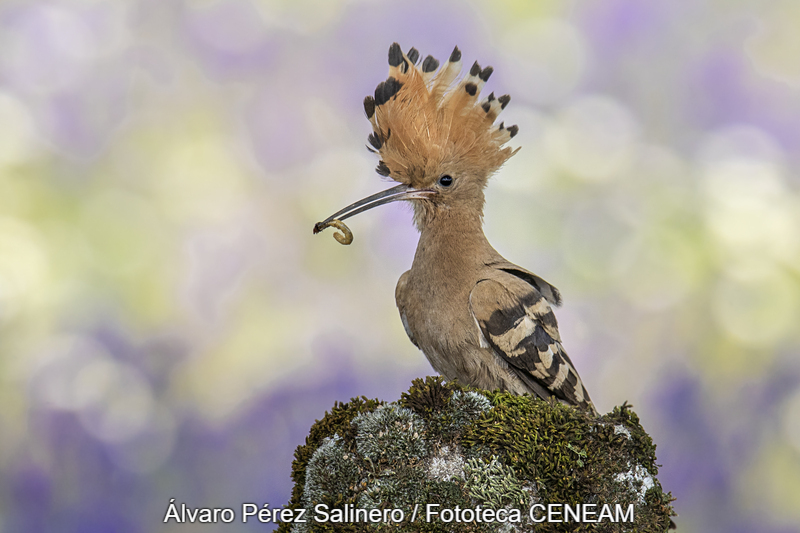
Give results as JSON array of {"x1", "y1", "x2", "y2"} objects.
[{"x1": 279, "y1": 377, "x2": 676, "y2": 533}]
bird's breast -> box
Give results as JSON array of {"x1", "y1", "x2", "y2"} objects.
[
  {"x1": 396, "y1": 267, "x2": 533, "y2": 393},
  {"x1": 396, "y1": 268, "x2": 480, "y2": 357}
]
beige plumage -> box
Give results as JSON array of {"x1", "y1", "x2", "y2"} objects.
[{"x1": 315, "y1": 43, "x2": 596, "y2": 414}]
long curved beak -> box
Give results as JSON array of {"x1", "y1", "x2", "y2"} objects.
[{"x1": 313, "y1": 183, "x2": 434, "y2": 234}]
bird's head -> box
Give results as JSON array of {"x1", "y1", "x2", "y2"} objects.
[{"x1": 315, "y1": 43, "x2": 519, "y2": 234}]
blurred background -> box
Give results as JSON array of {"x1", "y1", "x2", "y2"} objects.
[{"x1": 1, "y1": 0, "x2": 799, "y2": 531}]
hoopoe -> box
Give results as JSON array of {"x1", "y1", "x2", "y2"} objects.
[{"x1": 315, "y1": 43, "x2": 596, "y2": 414}]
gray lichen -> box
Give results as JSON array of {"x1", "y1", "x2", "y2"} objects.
[
  {"x1": 463, "y1": 455, "x2": 531, "y2": 509},
  {"x1": 303, "y1": 435, "x2": 360, "y2": 506},
  {"x1": 280, "y1": 377, "x2": 676, "y2": 533},
  {"x1": 614, "y1": 465, "x2": 656, "y2": 503},
  {"x1": 353, "y1": 404, "x2": 428, "y2": 464},
  {"x1": 427, "y1": 445, "x2": 465, "y2": 482}
]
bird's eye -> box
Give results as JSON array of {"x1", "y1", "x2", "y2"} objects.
[{"x1": 438, "y1": 175, "x2": 453, "y2": 187}]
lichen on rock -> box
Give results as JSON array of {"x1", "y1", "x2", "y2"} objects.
[{"x1": 280, "y1": 377, "x2": 676, "y2": 533}]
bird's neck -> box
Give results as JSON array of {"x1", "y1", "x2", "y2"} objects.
[{"x1": 411, "y1": 206, "x2": 496, "y2": 277}]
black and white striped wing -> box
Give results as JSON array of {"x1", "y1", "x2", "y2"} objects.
[{"x1": 469, "y1": 278, "x2": 595, "y2": 413}]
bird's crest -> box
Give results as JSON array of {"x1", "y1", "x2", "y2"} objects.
[{"x1": 364, "y1": 43, "x2": 520, "y2": 188}]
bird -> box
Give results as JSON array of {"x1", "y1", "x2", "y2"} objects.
[{"x1": 314, "y1": 43, "x2": 596, "y2": 414}]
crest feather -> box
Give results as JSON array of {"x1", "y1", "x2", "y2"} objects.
[{"x1": 367, "y1": 43, "x2": 519, "y2": 187}]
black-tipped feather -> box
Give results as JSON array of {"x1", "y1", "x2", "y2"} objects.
[
  {"x1": 388, "y1": 43, "x2": 403, "y2": 67},
  {"x1": 363, "y1": 96, "x2": 375, "y2": 119},
  {"x1": 368, "y1": 133, "x2": 382, "y2": 150},
  {"x1": 422, "y1": 55, "x2": 439, "y2": 73},
  {"x1": 376, "y1": 161, "x2": 391, "y2": 176},
  {"x1": 448, "y1": 46, "x2": 461, "y2": 63},
  {"x1": 374, "y1": 77, "x2": 403, "y2": 106},
  {"x1": 469, "y1": 61, "x2": 481, "y2": 77}
]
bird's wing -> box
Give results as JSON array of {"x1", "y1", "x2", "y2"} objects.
[
  {"x1": 486, "y1": 259, "x2": 562, "y2": 306},
  {"x1": 469, "y1": 276, "x2": 595, "y2": 413},
  {"x1": 395, "y1": 270, "x2": 420, "y2": 348}
]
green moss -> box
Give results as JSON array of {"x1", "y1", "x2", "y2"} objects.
[
  {"x1": 462, "y1": 392, "x2": 593, "y2": 501},
  {"x1": 461, "y1": 393, "x2": 676, "y2": 532},
  {"x1": 279, "y1": 380, "x2": 676, "y2": 533},
  {"x1": 399, "y1": 376, "x2": 458, "y2": 415}
]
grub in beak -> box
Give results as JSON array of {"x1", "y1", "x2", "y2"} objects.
[{"x1": 313, "y1": 183, "x2": 434, "y2": 245}]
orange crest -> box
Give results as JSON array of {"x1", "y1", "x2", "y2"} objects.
[{"x1": 364, "y1": 43, "x2": 520, "y2": 188}]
